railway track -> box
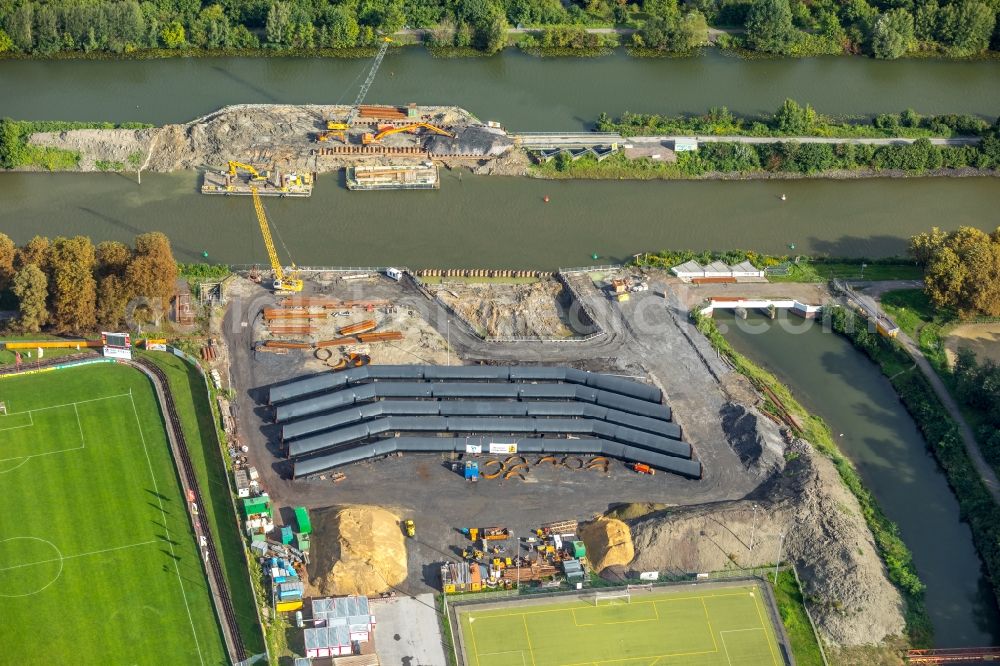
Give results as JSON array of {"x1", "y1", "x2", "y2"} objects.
[{"x1": 134, "y1": 357, "x2": 248, "y2": 663}]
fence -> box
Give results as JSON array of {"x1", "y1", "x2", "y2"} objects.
[{"x1": 559, "y1": 264, "x2": 623, "y2": 275}]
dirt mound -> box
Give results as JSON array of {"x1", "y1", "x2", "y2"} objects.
[
  {"x1": 308, "y1": 505, "x2": 407, "y2": 597},
  {"x1": 578, "y1": 517, "x2": 634, "y2": 572},
  {"x1": 628, "y1": 440, "x2": 905, "y2": 647},
  {"x1": 945, "y1": 323, "x2": 1000, "y2": 366},
  {"x1": 720, "y1": 402, "x2": 784, "y2": 479},
  {"x1": 431, "y1": 280, "x2": 576, "y2": 339}
]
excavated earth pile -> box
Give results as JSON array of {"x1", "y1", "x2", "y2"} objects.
[
  {"x1": 430, "y1": 281, "x2": 578, "y2": 339},
  {"x1": 578, "y1": 517, "x2": 635, "y2": 573},
  {"x1": 627, "y1": 438, "x2": 906, "y2": 646},
  {"x1": 307, "y1": 505, "x2": 408, "y2": 597}
]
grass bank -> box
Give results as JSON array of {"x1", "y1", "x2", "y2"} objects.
[
  {"x1": 694, "y1": 313, "x2": 931, "y2": 646},
  {"x1": 768, "y1": 570, "x2": 825, "y2": 666},
  {"x1": 141, "y1": 351, "x2": 266, "y2": 656},
  {"x1": 0, "y1": 118, "x2": 152, "y2": 170}
]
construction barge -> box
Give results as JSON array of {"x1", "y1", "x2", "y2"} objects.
[
  {"x1": 201, "y1": 161, "x2": 314, "y2": 197},
  {"x1": 345, "y1": 163, "x2": 439, "y2": 191}
]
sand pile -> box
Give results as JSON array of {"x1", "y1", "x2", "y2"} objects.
[
  {"x1": 579, "y1": 517, "x2": 634, "y2": 572},
  {"x1": 308, "y1": 505, "x2": 407, "y2": 597}
]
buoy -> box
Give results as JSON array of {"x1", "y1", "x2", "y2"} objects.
[
  {"x1": 202, "y1": 251, "x2": 209, "y2": 258},
  {"x1": 780, "y1": 193, "x2": 787, "y2": 201},
  {"x1": 543, "y1": 195, "x2": 550, "y2": 203},
  {"x1": 789, "y1": 244, "x2": 796, "y2": 250},
  {"x1": 591, "y1": 253, "x2": 599, "y2": 260}
]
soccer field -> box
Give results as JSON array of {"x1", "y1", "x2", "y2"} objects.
[
  {"x1": 458, "y1": 584, "x2": 784, "y2": 666},
  {"x1": 0, "y1": 363, "x2": 227, "y2": 665}
]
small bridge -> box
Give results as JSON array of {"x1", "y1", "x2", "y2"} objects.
[{"x1": 907, "y1": 647, "x2": 1000, "y2": 663}]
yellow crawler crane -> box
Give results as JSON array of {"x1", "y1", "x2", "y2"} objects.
[
  {"x1": 252, "y1": 187, "x2": 303, "y2": 293},
  {"x1": 318, "y1": 37, "x2": 392, "y2": 143}
]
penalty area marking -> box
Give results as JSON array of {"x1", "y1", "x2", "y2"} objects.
[
  {"x1": 0, "y1": 537, "x2": 159, "y2": 598},
  {"x1": 0, "y1": 393, "x2": 131, "y2": 468}
]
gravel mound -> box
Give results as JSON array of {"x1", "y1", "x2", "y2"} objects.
[
  {"x1": 578, "y1": 517, "x2": 634, "y2": 572},
  {"x1": 720, "y1": 402, "x2": 784, "y2": 479}
]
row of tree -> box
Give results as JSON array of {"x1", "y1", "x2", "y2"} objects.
[
  {"x1": 742, "y1": 0, "x2": 998, "y2": 58},
  {"x1": 0, "y1": 0, "x2": 995, "y2": 57},
  {"x1": 910, "y1": 226, "x2": 1000, "y2": 317},
  {"x1": 953, "y1": 348, "x2": 1000, "y2": 463},
  {"x1": 0, "y1": 232, "x2": 178, "y2": 334}
]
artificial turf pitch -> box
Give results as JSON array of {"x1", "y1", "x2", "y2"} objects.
[
  {"x1": 458, "y1": 584, "x2": 783, "y2": 666},
  {"x1": 0, "y1": 363, "x2": 227, "y2": 665}
]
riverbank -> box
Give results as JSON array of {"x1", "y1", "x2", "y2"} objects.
[{"x1": 694, "y1": 313, "x2": 931, "y2": 645}]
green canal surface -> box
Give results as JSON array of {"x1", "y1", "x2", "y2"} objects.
[
  {"x1": 1, "y1": 49, "x2": 999, "y2": 127},
  {"x1": 0, "y1": 171, "x2": 998, "y2": 267},
  {"x1": 723, "y1": 313, "x2": 1000, "y2": 647}
]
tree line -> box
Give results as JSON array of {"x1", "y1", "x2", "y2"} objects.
[
  {"x1": 0, "y1": 232, "x2": 179, "y2": 335},
  {"x1": 599, "y1": 100, "x2": 997, "y2": 139},
  {"x1": 0, "y1": 0, "x2": 995, "y2": 57},
  {"x1": 910, "y1": 226, "x2": 1000, "y2": 317}
]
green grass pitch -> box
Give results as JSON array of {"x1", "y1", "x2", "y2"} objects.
[
  {"x1": 0, "y1": 363, "x2": 227, "y2": 665},
  {"x1": 458, "y1": 584, "x2": 783, "y2": 666}
]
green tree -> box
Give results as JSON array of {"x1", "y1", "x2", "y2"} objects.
[
  {"x1": 266, "y1": 2, "x2": 291, "y2": 45},
  {"x1": 0, "y1": 232, "x2": 15, "y2": 292},
  {"x1": 327, "y1": 6, "x2": 360, "y2": 46},
  {"x1": 0, "y1": 118, "x2": 25, "y2": 169},
  {"x1": 937, "y1": 0, "x2": 995, "y2": 55},
  {"x1": 773, "y1": 99, "x2": 817, "y2": 134},
  {"x1": 872, "y1": 8, "x2": 914, "y2": 58},
  {"x1": 160, "y1": 21, "x2": 187, "y2": 49},
  {"x1": 9, "y1": 3, "x2": 33, "y2": 52},
  {"x1": 674, "y1": 10, "x2": 709, "y2": 50},
  {"x1": 912, "y1": 226, "x2": 1000, "y2": 316},
  {"x1": 48, "y1": 236, "x2": 97, "y2": 334},
  {"x1": 11, "y1": 264, "x2": 49, "y2": 333},
  {"x1": 0, "y1": 28, "x2": 14, "y2": 53},
  {"x1": 745, "y1": 0, "x2": 795, "y2": 53}
]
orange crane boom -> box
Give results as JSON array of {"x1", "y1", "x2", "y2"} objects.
[{"x1": 362, "y1": 122, "x2": 454, "y2": 145}]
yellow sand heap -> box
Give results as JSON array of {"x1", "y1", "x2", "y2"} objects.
[
  {"x1": 309, "y1": 505, "x2": 408, "y2": 597},
  {"x1": 579, "y1": 516, "x2": 635, "y2": 572}
]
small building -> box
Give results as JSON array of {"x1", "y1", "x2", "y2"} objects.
[
  {"x1": 304, "y1": 625, "x2": 352, "y2": 658},
  {"x1": 563, "y1": 558, "x2": 585, "y2": 583},
  {"x1": 702, "y1": 261, "x2": 732, "y2": 278},
  {"x1": 674, "y1": 137, "x2": 698, "y2": 152},
  {"x1": 312, "y1": 596, "x2": 375, "y2": 643},
  {"x1": 671, "y1": 260, "x2": 705, "y2": 280},
  {"x1": 610, "y1": 278, "x2": 629, "y2": 295},
  {"x1": 729, "y1": 261, "x2": 766, "y2": 278}
]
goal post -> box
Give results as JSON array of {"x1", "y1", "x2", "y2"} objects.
[{"x1": 592, "y1": 590, "x2": 630, "y2": 606}]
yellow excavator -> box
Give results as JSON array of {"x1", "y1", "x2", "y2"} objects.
[
  {"x1": 228, "y1": 161, "x2": 267, "y2": 181},
  {"x1": 361, "y1": 122, "x2": 453, "y2": 145},
  {"x1": 251, "y1": 187, "x2": 303, "y2": 293}
]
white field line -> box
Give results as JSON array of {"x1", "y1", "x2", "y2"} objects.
[
  {"x1": 718, "y1": 628, "x2": 768, "y2": 666},
  {"x1": 0, "y1": 539, "x2": 159, "y2": 572},
  {"x1": 0, "y1": 411, "x2": 33, "y2": 432},
  {"x1": 129, "y1": 391, "x2": 204, "y2": 666},
  {"x1": 0, "y1": 394, "x2": 131, "y2": 463}
]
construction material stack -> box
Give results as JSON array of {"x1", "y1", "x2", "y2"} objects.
[{"x1": 243, "y1": 496, "x2": 274, "y2": 542}]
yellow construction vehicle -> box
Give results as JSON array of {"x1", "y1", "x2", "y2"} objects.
[
  {"x1": 228, "y1": 161, "x2": 267, "y2": 180},
  {"x1": 318, "y1": 37, "x2": 392, "y2": 143},
  {"x1": 251, "y1": 187, "x2": 303, "y2": 293},
  {"x1": 361, "y1": 122, "x2": 453, "y2": 145}
]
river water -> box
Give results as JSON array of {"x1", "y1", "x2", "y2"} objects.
[{"x1": 724, "y1": 314, "x2": 1000, "y2": 646}]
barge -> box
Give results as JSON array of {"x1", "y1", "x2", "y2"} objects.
[{"x1": 346, "y1": 163, "x2": 439, "y2": 191}]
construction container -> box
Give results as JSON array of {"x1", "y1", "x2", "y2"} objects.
[
  {"x1": 276, "y1": 600, "x2": 304, "y2": 613},
  {"x1": 294, "y1": 506, "x2": 312, "y2": 535},
  {"x1": 243, "y1": 496, "x2": 271, "y2": 518},
  {"x1": 296, "y1": 533, "x2": 311, "y2": 552},
  {"x1": 252, "y1": 533, "x2": 267, "y2": 543},
  {"x1": 281, "y1": 525, "x2": 294, "y2": 545},
  {"x1": 572, "y1": 541, "x2": 587, "y2": 558},
  {"x1": 482, "y1": 527, "x2": 509, "y2": 541}
]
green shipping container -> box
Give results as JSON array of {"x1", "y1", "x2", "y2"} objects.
[
  {"x1": 296, "y1": 533, "x2": 310, "y2": 551},
  {"x1": 243, "y1": 496, "x2": 270, "y2": 518},
  {"x1": 572, "y1": 541, "x2": 586, "y2": 558},
  {"x1": 251, "y1": 533, "x2": 267, "y2": 542},
  {"x1": 294, "y1": 506, "x2": 312, "y2": 535}
]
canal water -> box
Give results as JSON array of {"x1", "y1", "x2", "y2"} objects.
[
  {"x1": 1, "y1": 171, "x2": 998, "y2": 268},
  {"x1": 1, "y1": 49, "x2": 1000, "y2": 127},
  {"x1": 723, "y1": 313, "x2": 1000, "y2": 647},
  {"x1": 0, "y1": 50, "x2": 998, "y2": 265}
]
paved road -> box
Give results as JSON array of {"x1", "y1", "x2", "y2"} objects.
[
  {"x1": 852, "y1": 280, "x2": 1000, "y2": 504},
  {"x1": 629, "y1": 135, "x2": 983, "y2": 146}
]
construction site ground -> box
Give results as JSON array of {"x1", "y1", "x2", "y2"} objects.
[
  {"x1": 28, "y1": 104, "x2": 513, "y2": 175},
  {"x1": 219, "y1": 270, "x2": 902, "y2": 648},
  {"x1": 427, "y1": 278, "x2": 582, "y2": 340}
]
